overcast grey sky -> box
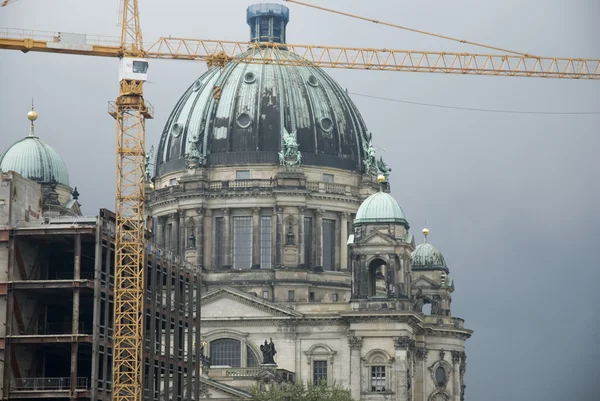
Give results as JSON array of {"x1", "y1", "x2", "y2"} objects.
[{"x1": 1, "y1": 1, "x2": 599, "y2": 399}]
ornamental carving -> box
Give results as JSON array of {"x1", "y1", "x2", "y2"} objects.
[
  {"x1": 377, "y1": 156, "x2": 392, "y2": 181},
  {"x1": 362, "y1": 132, "x2": 377, "y2": 175},
  {"x1": 415, "y1": 347, "x2": 427, "y2": 361},
  {"x1": 348, "y1": 336, "x2": 363, "y2": 350},
  {"x1": 185, "y1": 140, "x2": 204, "y2": 169},
  {"x1": 439, "y1": 349, "x2": 445, "y2": 360},
  {"x1": 451, "y1": 350, "x2": 462, "y2": 364},
  {"x1": 394, "y1": 336, "x2": 415, "y2": 350}
]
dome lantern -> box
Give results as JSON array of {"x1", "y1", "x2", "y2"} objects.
[{"x1": 247, "y1": 3, "x2": 290, "y2": 44}]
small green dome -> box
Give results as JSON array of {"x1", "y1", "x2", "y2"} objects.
[
  {"x1": 0, "y1": 134, "x2": 69, "y2": 186},
  {"x1": 354, "y1": 192, "x2": 408, "y2": 227},
  {"x1": 412, "y1": 242, "x2": 446, "y2": 269}
]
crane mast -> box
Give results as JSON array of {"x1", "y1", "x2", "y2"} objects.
[{"x1": 109, "y1": 1, "x2": 151, "y2": 400}]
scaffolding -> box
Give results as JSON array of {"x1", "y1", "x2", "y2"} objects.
[{"x1": 0, "y1": 209, "x2": 203, "y2": 401}]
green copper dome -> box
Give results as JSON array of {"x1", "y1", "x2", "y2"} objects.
[
  {"x1": 0, "y1": 132, "x2": 69, "y2": 186},
  {"x1": 354, "y1": 192, "x2": 408, "y2": 227},
  {"x1": 412, "y1": 242, "x2": 447, "y2": 269}
]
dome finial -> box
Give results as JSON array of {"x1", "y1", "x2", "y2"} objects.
[
  {"x1": 422, "y1": 223, "x2": 429, "y2": 243},
  {"x1": 27, "y1": 99, "x2": 38, "y2": 137},
  {"x1": 376, "y1": 173, "x2": 386, "y2": 191}
]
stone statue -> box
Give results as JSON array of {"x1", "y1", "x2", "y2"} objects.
[
  {"x1": 412, "y1": 288, "x2": 424, "y2": 312},
  {"x1": 362, "y1": 132, "x2": 377, "y2": 175},
  {"x1": 377, "y1": 156, "x2": 391, "y2": 181},
  {"x1": 185, "y1": 139, "x2": 203, "y2": 169},
  {"x1": 145, "y1": 145, "x2": 154, "y2": 181},
  {"x1": 278, "y1": 127, "x2": 302, "y2": 167},
  {"x1": 260, "y1": 338, "x2": 277, "y2": 365},
  {"x1": 286, "y1": 222, "x2": 295, "y2": 245},
  {"x1": 187, "y1": 231, "x2": 196, "y2": 249}
]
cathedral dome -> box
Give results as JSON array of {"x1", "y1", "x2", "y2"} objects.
[
  {"x1": 412, "y1": 242, "x2": 447, "y2": 269},
  {"x1": 155, "y1": 4, "x2": 370, "y2": 177},
  {"x1": 0, "y1": 111, "x2": 69, "y2": 186},
  {"x1": 354, "y1": 192, "x2": 408, "y2": 227}
]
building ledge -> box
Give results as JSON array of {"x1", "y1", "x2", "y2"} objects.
[
  {"x1": 7, "y1": 334, "x2": 93, "y2": 344},
  {"x1": 9, "y1": 280, "x2": 95, "y2": 290}
]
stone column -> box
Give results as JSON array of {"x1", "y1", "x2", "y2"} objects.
[
  {"x1": 156, "y1": 216, "x2": 164, "y2": 248},
  {"x1": 195, "y1": 208, "x2": 205, "y2": 269},
  {"x1": 222, "y1": 208, "x2": 231, "y2": 269},
  {"x1": 297, "y1": 207, "x2": 305, "y2": 267},
  {"x1": 204, "y1": 209, "x2": 212, "y2": 269},
  {"x1": 275, "y1": 206, "x2": 283, "y2": 266},
  {"x1": 271, "y1": 207, "x2": 277, "y2": 266},
  {"x1": 315, "y1": 209, "x2": 323, "y2": 270},
  {"x1": 172, "y1": 211, "x2": 179, "y2": 254},
  {"x1": 340, "y1": 212, "x2": 348, "y2": 270},
  {"x1": 252, "y1": 208, "x2": 261, "y2": 269},
  {"x1": 179, "y1": 210, "x2": 186, "y2": 258},
  {"x1": 451, "y1": 351, "x2": 462, "y2": 401},
  {"x1": 347, "y1": 336, "x2": 363, "y2": 400}
]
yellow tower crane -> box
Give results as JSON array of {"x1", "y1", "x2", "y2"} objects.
[{"x1": 1, "y1": 1, "x2": 599, "y2": 401}]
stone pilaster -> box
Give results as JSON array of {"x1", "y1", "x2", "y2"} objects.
[
  {"x1": 222, "y1": 208, "x2": 231, "y2": 269},
  {"x1": 179, "y1": 210, "x2": 186, "y2": 258},
  {"x1": 451, "y1": 351, "x2": 462, "y2": 401},
  {"x1": 414, "y1": 347, "x2": 428, "y2": 401},
  {"x1": 172, "y1": 211, "x2": 179, "y2": 254},
  {"x1": 251, "y1": 208, "x2": 261, "y2": 269},
  {"x1": 340, "y1": 212, "x2": 348, "y2": 270},
  {"x1": 347, "y1": 336, "x2": 362, "y2": 400},
  {"x1": 195, "y1": 208, "x2": 205, "y2": 269},
  {"x1": 275, "y1": 206, "x2": 283, "y2": 266},
  {"x1": 156, "y1": 216, "x2": 164, "y2": 248},
  {"x1": 315, "y1": 209, "x2": 323, "y2": 270},
  {"x1": 297, "y1": 207, "x2": 305, "y2": 267}
]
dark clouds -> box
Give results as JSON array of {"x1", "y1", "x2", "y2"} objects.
[{"x1": 1, "y1": 1, "x2": 598, "y2": 399}]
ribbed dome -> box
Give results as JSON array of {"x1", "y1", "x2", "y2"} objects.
[
  {"x1": 155, "y1": 4, "x2": 370, "y2": 177},
  {"x1": 412, "y1": 242, "x2": 447, "y2": 269},
  {"x1": 0, "y1": 134, "x2": 69, "y2": 186},
  {"x1": 354, "y1": 192, "x2": 408, "y2": 227}
]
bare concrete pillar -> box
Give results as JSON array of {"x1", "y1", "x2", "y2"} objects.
[
  {"x1": 195, "y1": 208, "x2": 205, "y2": 269},
  {"x1": 70, "y1": 234, "x2": 81, "y2": 396},
  {"x1": 315, "y1": 209, "x2": 324, "y2": 270},
  {"x1": 298, "y1": 207, "x2": 305, "y2": 267},
  {"x1": 222, "y1": 208, "x2": 231, "y2": 269},
  {"x1": 251, "y1": 208, "x2": 260, "y2": 269}
]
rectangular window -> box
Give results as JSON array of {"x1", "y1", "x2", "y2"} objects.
[
  {"x1": 323, "y1": 173, "x2": 334, "y2": 183},
  {"x1": 262, "y1": 291, "x2": 269, "y2": 299},
  {"x1": 371, "y1": 366, "x2": 386, "y2": 392},
  {"x1": 233, "y1": 216, "x2": 252, "y2": 269},
  {"x1": 215, "y1": 217, "x2": 224, "y2": 268},
  {"x1": 260, "y1": 216, "x2": 272, "y2": 268},
  {"x1": 236, "y1": 170, "x2": 250, "y2": 180},
  {"x1": 332, "y1": 293, "x2": 338, "y2": 302},
  {"x1": 313, "y1": 360, "x2": 328, "y2": 385},
  {"x1": 323, "y1": 219, "x2": 336, "y2": 271},
  {"x1": 309, "y1": 292, "x2": 315, "y2": 302},
  {"x1": 169, "y1": 178, "x2": 178, "y2": 186},
  {"x1": 288, "y1": 290, "x2": 295, "y2": 302},
  {"x1": 304, "y1": 217, "x2": 313, "y2": 268}
]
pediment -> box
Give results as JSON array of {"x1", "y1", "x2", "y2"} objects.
[
  {"x1": 412, "y1": 275, "x2": 439, "y2": 288},
  {"x1": 201, "y1": 286, "x2": 303, "y2": 319},
  {"x1": 359, "y1": 230, "x2": 396, "y2": 246},
  {"x1": 199, "y1": 377, "x2": 252, "y2": 399}
]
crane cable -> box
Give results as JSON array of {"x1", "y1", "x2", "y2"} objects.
[{"x1": 284, "y1": 0, "x2": 534, "y2": 57}]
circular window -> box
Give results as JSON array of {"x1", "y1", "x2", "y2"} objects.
[
  {"x1": 244, "y1": 72, "x2": 256, "y2": 84},
  {"x1": 307, "y1": 75, "x2": 319, "y2": 87},
  {"x1": 318, "y1": 117, "x2": 333, "y2": 132},
  {"x1": 171, "y1": 122, "x2": 183, "y2": 138},
  {"x1": 236, "y1": 113, "x2": 253, "y2": 128},
  {"x1": 193, "y1": 79, "x2": 203, "y2": 91}
]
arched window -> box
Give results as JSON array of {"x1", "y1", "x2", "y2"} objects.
[
  {"x1": 363, "y1": 349, "x2": 393, "y2": 393},
  {"x1": 435, "y1": 366, "x2": 446, "y2": 387},
  {"x1": 209, "y1": 338, "x2": 261, "y2": 368},
  {"x1": 210, "y1": 339, "x2": 241, "y2": 367}
]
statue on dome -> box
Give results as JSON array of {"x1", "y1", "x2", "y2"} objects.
[
  {"x1": 145, "y1": 145, "x2": 154, "y2": 181},
  {"x1": 362, "y1": 132, "x2": 378, "y2": 175},
  {"x1": 377, "y1": 156, "x2": 392, "y2": 181},
  {"x1": 279, "y1": 127, "x2": 302, "y2": 167},
  {"x1": 185, "y1": 136, "x2": 204, "y2": 169}
]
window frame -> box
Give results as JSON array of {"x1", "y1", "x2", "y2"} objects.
[
  {"x1": 236, "y1": 170, "x2": 251, "y2": 180},
  {"x1": 304, "y1": 344, "x2": 337, "y2": 386},
  {"x1": 204, "y1": 332, "x2": 262, "y2": 370},
  {"x1": 363, "y1": 349, "x2": 394, "y2": 395}
]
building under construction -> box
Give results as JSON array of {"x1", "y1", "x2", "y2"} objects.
[{"x1": 0, "y1": 171, "x2": 205, "y2": 400}]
